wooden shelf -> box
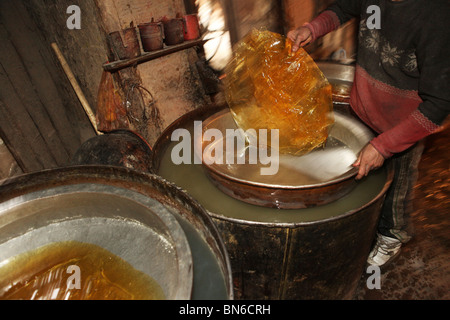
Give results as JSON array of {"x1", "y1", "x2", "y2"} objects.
[{"x1": 103, "y1": 38, "x2": 208, "y2": 72}]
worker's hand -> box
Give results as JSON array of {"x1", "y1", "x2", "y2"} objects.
[
  {"x1": 352, "y1": 143, "x2": 385, "y2": 180},
  {"x1": 287, "y1": 26, "x2": 312, "y2": 52}
]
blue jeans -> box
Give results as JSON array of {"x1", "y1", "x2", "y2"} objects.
[{"x1": 378, "y1": 141, "x2": 425, "y2": 243}]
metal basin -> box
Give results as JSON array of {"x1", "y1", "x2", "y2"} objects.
[
  {"x1": 199, "y1": 108, "x2": 373, "y2": 209},
  {"x1": 0, "y1": 166, "x2": 233, "y2": 300},
  {"x1": 0, "y1": 183, "x2": 193, "y2": 300},
  {"x1": 317, "y1": 61, "x2": 355, "y2": 105},
  {"x1": 71, "y1": 129, "x2": 154, "y2": 173}
]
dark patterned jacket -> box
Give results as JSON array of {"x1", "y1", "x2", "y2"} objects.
[{"x1": 306, "y1": 0, "x2": 450, "y2": 157}]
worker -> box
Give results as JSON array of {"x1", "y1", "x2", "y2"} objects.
[{"x1": 287, "y1": 0, "x2": 450, "y2": 268}]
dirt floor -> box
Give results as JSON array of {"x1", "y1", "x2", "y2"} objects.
[{"x1": 354, "y1": 126, "x2": 450, "y2": 300}]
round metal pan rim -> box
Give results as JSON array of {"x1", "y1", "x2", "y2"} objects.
[
  {"x1": 200, "y1": 109, "x2": 371, "y2": 189},
  {"x1": 203, "y1": 162, "x2": 358, "y2": 190}
]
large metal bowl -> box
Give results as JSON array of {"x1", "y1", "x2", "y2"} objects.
[
  {"x1": 317, "y1": 61, "x2": 355, "y2": 105},
  {"x1": 199, "y1": 108, "x2": 373, "y2": 209},
  {"x1": 0, "y1": 183, "x2": 193, "y2": 300}
]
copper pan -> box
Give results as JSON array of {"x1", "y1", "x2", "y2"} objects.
[{"x1": 198, "y1": 108, "x2": 373, "y2": 209}]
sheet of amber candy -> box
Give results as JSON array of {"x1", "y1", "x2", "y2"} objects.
[{"x1": 224, "y1": 29, "x2": 333, "y2": 155}]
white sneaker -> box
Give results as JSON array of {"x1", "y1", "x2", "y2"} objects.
[{"x1": 367, "y1": 234, "x2": 402, "y2": 268}]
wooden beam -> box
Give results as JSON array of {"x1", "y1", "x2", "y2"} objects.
[
  {"x1": 0, "y1": 101, "x2": 32, "y2": 173},
  {"x1": 0, "y1": 23, "x2": 71, "y2": 166},
  {"x1": 0, "y1": 77, "x2": 51, "y2": 172},
  {"x1": 103, "y1": 38, "x2": 208, "y2": 72}
]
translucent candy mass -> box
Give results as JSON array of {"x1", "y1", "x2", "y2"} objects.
[{"x1": 224, "y1": 29, "x2": 334, "y2": 155}]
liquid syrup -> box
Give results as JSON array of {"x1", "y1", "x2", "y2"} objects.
[{"x1": 0, "y1": 241, "x2": 165, "y2": 300}]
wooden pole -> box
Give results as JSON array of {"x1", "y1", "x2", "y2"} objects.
[
  {"x1": 102, "y1": 39, "x2": 208, "y2": 72},
  {"x1": 51, "y1": 42, "x2": 102, "y2": 135}
]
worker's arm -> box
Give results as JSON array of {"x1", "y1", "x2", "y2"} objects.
[{"x1": 287, "y1": 0, "x2": 362, "y2": 52}]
